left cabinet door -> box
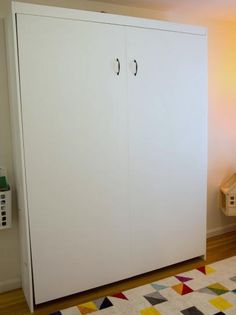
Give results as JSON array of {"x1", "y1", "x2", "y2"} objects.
[{"x1": 16, "y1": 14, "x2": 130, "y2": 304}]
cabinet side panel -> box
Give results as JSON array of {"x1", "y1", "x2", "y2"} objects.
[{"x1": 5, "y1": 7, "x2": 34, "y2": 312}]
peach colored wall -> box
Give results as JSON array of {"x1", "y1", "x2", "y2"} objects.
[
  {"x1": 205, "y1": 20, "x2": 236, "y2": 234},
  {"x1": 0, "y1": 0, "x2": 236, "y2": 292}
]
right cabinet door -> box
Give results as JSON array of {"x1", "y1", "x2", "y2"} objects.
[{"x1": 127, "y1": 27, "x2": 207, "y2": 273}]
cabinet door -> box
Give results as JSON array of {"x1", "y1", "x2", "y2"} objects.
[
  {"x1": 127, "y1": 27, "x2": 207, "y2": 274},
  {"x1": 17, "y1": 14, "x2": 130, "y2": 304}
]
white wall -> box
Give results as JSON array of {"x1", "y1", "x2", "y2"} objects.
[
  {"x1": 0, "y1": 0, "x2": 20, "y2": 292},
  {"x1": 0, "y1": 0, "x2": 236, "y2": 292}
]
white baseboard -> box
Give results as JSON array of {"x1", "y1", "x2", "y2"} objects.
[
  {"x1": 207, "y1": 223, "x2": 236, "y2": 238},
  {"x1": 0, "y1": 278, "x2": 21, "y2": 293}
]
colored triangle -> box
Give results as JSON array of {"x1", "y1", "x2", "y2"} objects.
[
  {"x1": 198, "y1": 265, "x2": 215, "y2": 275},
  {"x1": 172, "y1": 283, "x2": 193, "y2": 295},
  {"x1": 205, "y1": 266, "x2": 216, "y2": 274},
  {"x1": 208, "y1": 283, "x2": 228, "y2": 291},
  {"x1": 209, "y1": 288, "x2": 228, "y2": 295},
  {"x1": 140, "y1": 306, "x2": 161, "y2": 315},
  {"x1": 209, "y1": 296, "x2": 232, "y2": 311},
  {"x1": 197, "y1": 266, "x2": 206, "y2": 274},
  {"x1": 111, "y1": 292, "x2": 128, "y2": 300},
  {"x1": 151, "y1": 283, "x2": 167, "y2": 291},
  {"x1": 172, "y1": 283, "x2": 184, "y2": 295},
  {"x1": 181, "y1": 306, "x2": 204, "y2": 314},
  {"x1": 94, "y1": 298, "x2": 104, "y2": 309},
  {"x1": 99, "y1": 297, "x2": 113, "y2": 309},
  {"x1": 181, "y1": 283, "x2": 193, "y2": 295},
  {"x1": 78, "y1": 301, "x2": 97, "y2": 315},
  {"x1": 144, "y1": 291, "x2": 167, "y2": 301},
  {"x1": 207, "y1": 283, "x2": 229, "y2": 295},
  {"x1": 144, "y1": 296, "x2": 166, "y2": 305},
  {"x1": 175, "y1": 275, "x2": 193, "y2": 282},
  {"x1": 198, "y1": 287, "x2": 216, "y2": 295},
  {"x1": 78, "y1": 302, "x2": 97, "y2": 310},
  {"x1": 78, "y1": 306, "x2": 96, "y2": 315}
]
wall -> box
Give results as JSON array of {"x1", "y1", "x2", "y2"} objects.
[
  {"x1": 205, "y1": 20, "x2": 236, "y2": 236},
  {"x1": 0, "y1": 1, "x2": 20, "y2": 292},
  {"x1": 0, "y1": 0, "x2": 236, "y2": 292}
]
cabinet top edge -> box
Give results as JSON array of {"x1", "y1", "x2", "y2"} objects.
[{"x1": 12, "y1": 1, "x2": 207, "y2": 36}]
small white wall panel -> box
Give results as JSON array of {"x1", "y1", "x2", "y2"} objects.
[{"x1": 17, "y1": 14, "x2": 130, "y2": 304}]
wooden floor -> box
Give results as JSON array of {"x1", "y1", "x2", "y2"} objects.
[{"x1": 1, "y1": 230, "x2": 236, "y2": 315}]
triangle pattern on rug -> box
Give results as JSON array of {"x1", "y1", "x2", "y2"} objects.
[
  {"x1": 198, "y1": 283, "x2": 229, "y2": 296},
  {"x1": 209, "y1": 296, "x2": 233, "y2": 311},
  {"x1": 78, "y1": 306, "x2": 97, "y2": 315},
  {"x1": 197, "y1": 265, "x2": 215, "y2": 275},
  {"x1": 94, "y1": 298, "x2": 104, "y2": 310},
  {"x1": 140, "y1": 306, "x2": 161, "y2": 315},
  {"x1": 172, "y1": 283, "x2": 193, "y2": 295},
  {"x1": 78, "y1": 302, "x2": 98, "y2": 315},
  {"x1": 111, "y1": 292, "x2": 128, "y2": 300},
  {"x1": 144, "y1": 291, "x2": 167, "y2": 305},
  {"x1": 207, "y1": 283, "x2": 229, "y2": 295},
  {"x1": 175, "y1": 275, "x2": 193, "y2": 282},
  {"x1": 181, "y1": 306, "x2": 204, "y2": 315},
  {"x1": 198, "y1": 287, "x2": 217, "y2": 295},
  {"x1": 99, "y1": 297, "x2": 113, "y2": 309},
  {"x1": 151, "y1": 283, "x2": 168, "y2": 291},
  {"x1": 94, "y1": 297, "x2": 113, "y2": 310},
  {"x1": 50, "y1": 257, "x2": 236, "y2": 315}
]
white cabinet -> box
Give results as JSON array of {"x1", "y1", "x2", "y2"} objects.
[{"x1": 8, "y1": 2, "x2": 207, "y2": 311}]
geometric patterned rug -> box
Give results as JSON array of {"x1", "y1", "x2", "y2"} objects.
[{"x1": 50, "y1": 256, "x2": 236, "y2": 315}]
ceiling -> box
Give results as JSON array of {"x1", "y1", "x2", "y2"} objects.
[{"x1": 88, "y1": 0, "x2": 236, "y2": 20}]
